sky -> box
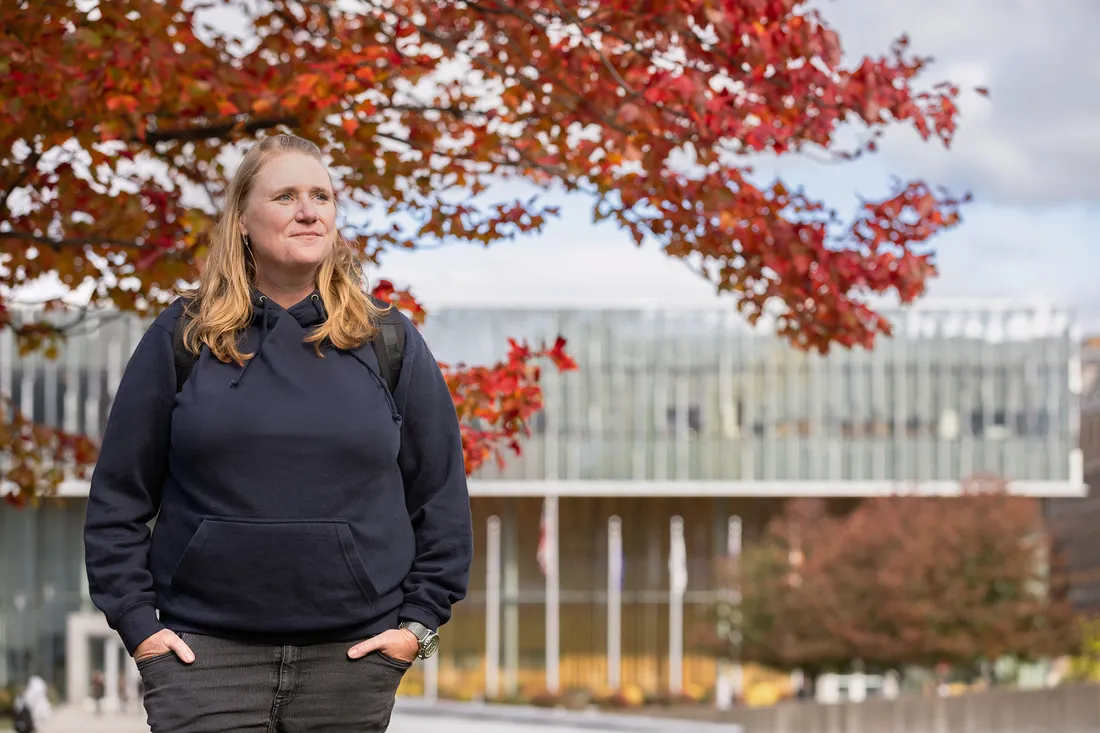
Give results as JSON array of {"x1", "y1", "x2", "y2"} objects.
[
  {"x1": 18, "y1": 0, "x2": 1099, "y2": 332},
  {"x1": 372, "y1": 0, "x2": 1100, "y2": 331}
]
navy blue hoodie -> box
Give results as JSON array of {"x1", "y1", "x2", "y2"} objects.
[{"x1": 83, "y1": 293, "x2": 473, "y2": 654}]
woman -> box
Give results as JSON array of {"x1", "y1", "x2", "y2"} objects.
[{"x1": 83, "y1": 134, "x2": 473, "y2": 732}]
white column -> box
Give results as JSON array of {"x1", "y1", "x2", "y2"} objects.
[
  {"x1": 668, "y1": 516, "x2": 687, "y2": 694},
  {"x1": 485, "y1": 516, "x2": 502, "y2": 700},
  {"x1": 607, "y1": 516, "x2": 623, "y2": 690},
  {"x1": 716, "y1": 515, "x2": 744, "y2": 709},
  {"x1": 423, "y1": 653, "x2": 438, "y2": 702},
  {"x1": 65, "y1": 613, "x2": 88, "y2": 706},
  {"x1": 104, "y1": 636, "x2": 121, "y2": 712},
  {"x1": 124, "y1": 656, "x2": 140, "y2": 712},
  {"x1": 544, "y1": 496, "x2": 560, "y2": 694},
  {"x1": 502, "y1": 505, "x2": 519, "y2": 697}
]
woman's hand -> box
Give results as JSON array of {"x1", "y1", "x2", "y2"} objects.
[
  {"x1": 347, "y1": 628, "x2": 419, "y2": 663},
  {"x1": 133, "y1": 629, "x2": 195, "y2": 664}
]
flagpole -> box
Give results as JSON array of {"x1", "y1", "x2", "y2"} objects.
[
  {"x1": 542, "y1": 496, "x2": 560, "y2": 694},
  {"x1": 607, "y1": 515, "x2": 623, "y2": 690},
  {"x1": 485, "y1": 515, "x2": 502, "y2": 700},
  {"x1": 669, "y1": 515, "x2": 686, "y2": 695}
]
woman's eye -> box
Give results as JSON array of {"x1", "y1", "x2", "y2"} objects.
[
  {"x1": 315, "y1": 193, "x2": 331, "y2": 202},
  {"x1": 277, "y1": 192, "x2": 293, "y2": 201}
]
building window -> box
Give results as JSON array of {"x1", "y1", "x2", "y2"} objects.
[
  {"x1": 527, "y1": 410, "x2": 547, "y2": 435},
  {"x1": 666, "y1": 405, "x2": 702, "y2": 436},
  {"x1": 1014, "y1": 409, "x2": 1052, "y2": 437},
  {"x1": 988, "y1": 410, "x2": 1009, "y2": 440},
  {"x1": 905, "y1": 416, "x2": 933, "y2": 438},
  {"x1": 775, "y1": 420, "x2": 812, "y2": 437}
]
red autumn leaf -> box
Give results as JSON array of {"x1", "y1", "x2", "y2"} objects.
[
  {"x1": 369, "y1": 280, "x2": 427, "y2": 326},
  {"x1": 547, "y1": 336, "x2": 578, "y2": 372}
]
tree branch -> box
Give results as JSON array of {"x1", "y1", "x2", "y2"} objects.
[
  {"x1": 138, "y1": 115, "x2": 300, "y2": 146},
  {"x1": 1, "y1": 149, "x2": 43, "y2": 211},
  {"x1": 0, "y1": 231, "x2": 151, "y2": 249}
]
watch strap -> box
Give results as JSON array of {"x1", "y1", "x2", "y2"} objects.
[
  {"x1": 399, "y1": 620, "x2": 439, "y2": 659},
  {"x1": 399, "y1": 620, "x2": 430, "y2": 641}
]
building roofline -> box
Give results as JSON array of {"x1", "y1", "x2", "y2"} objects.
[
  {"x1": 417, "y1": 297, "x2": 1074, "y2": 313},
  {"x1": 5, "y1": 295, "x2": 1075, "y2": 315}
]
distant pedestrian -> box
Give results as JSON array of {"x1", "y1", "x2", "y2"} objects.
[
  {"x1": 83, "y1": 133, "x2": 473, "y2": 732},
  {"x1": 90, "y1": 669, "x2": 105, "y2": 715}
]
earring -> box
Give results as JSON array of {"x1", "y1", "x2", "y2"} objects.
[{"x1": 243, "y1": 234, "x2": 251, "y2": 249}]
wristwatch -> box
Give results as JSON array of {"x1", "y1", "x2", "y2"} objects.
[{"x1": 399, "y1": 621, "x2": 440, "y2": 659}]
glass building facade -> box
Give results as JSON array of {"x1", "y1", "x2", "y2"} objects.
[
  {"x1": 424, "y1": 303, "x2": 1079, "y2": 487},
  {"x1": 3, "y1": 301, "x2": 1081, "y2": 488}
]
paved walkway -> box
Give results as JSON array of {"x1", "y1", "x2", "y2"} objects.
[
  {"x1": 35, "y1": 707, "x2": 630, "y2": 733},
  {"x1": 38, "y1": 701, "x2": 733, "y2": 732}
]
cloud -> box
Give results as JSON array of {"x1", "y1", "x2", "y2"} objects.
[
  {"x1": 375, "y1": 191, "x2": 1100, "y2": 334},
  {"x1": 819, "y1": 0, "x2": 1100, "y2": 205},
  {"x1": 373, "y1": 208, "x2": 721, "y2": 309},
  {"x1": 921, "y1": 202, "x2": 1099, "y2": 326}
]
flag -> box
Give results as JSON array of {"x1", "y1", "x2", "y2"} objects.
[
  {"x1": 537, "y1": 497, "x2": 556, "y2": 576},
  {"x1": 608, "y1": 516, "x2": 624, "y2": 589},
  {"x1": 537, "y1": 498, "x2": 547, "y2": 576}
]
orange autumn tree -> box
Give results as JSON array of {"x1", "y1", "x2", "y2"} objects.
[{"x1": 2, "y1": 0, "x2": 973, "y2": 504}]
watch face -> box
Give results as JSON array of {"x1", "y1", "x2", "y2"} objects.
[{"x1": 421, "y1": 633, "x2": 440, "y2": 658}]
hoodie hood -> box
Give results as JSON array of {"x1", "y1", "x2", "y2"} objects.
[
  {"x1": 231, "y1": 289, "x2": 328, "y2": 388},
  {"x1": 250, "y1": 289, "x2": 328, "y2": 329}
]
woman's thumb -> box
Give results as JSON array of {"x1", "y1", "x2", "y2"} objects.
[{"x1": 169, "y1": 632, "x2": 196, "y2": 664}]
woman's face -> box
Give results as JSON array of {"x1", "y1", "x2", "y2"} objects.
[{"x1": 239, "y1": 152, "x2": 337, "y2": 279}]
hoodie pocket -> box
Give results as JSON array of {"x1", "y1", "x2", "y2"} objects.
[{"x1": 168, "y1": 517, "x2": 378, "y2": 633}]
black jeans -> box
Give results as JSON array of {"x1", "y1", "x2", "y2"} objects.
[{"x1": 137, "y1": 632, "x2": 410, "y2": 732}]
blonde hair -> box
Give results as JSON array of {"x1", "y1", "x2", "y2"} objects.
[{"x1": 180, "y1": 134, "x2": 385, "y2": 364}]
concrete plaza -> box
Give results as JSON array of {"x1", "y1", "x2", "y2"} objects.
[
  {"x1": 37, "y1": 701, "x2": 731, "y2": 733},
  {"x1": 38, "y1": 708, "x2": 584, "y2": 733}
]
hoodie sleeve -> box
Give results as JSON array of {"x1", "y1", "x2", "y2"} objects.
[
  {"x1": 392, "y1": 318, "x2": 474, "y2": 631},
  {"x1": 83, "y1": 306, "x2": 179, "y2": 654}
]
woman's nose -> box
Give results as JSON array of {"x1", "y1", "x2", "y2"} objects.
[{"x1": 296, "y1": 200, "x2": 318, "y2": 221}]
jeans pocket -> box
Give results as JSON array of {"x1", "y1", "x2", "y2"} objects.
[
  {"x1": 373, "y1": 651, "x2": 413, "y2": 671},
  {"x1": 136, "y1": 651, "x2": 176, "y2": 670}
]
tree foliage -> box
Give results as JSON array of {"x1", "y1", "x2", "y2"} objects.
[
  {"x1": 1, "y1": 0, "x2": 973, "y2": 502},
  {"x1": 733, "y1": 484, "x2": 1080, "y2": 675}
]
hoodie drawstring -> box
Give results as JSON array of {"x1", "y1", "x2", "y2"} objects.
[
  {"x1": 310, "y1": 292, "x2": 327, "y2": 322},
  {"x1": 230, "y1": 296, "x2": 272, "y2": 388}
]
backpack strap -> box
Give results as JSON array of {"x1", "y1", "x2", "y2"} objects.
[
  {"x1": 172, "y1": 297, "x2": 405, "y2": 395},
  {"x1": 369, "y1": 296, "x2": 405, "y2": 395},
  {"x1": 173, "y1": 306, "x2": 197, "y2": 394}
]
